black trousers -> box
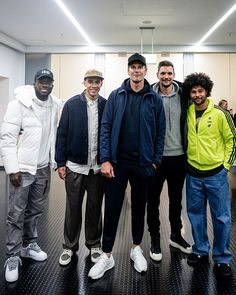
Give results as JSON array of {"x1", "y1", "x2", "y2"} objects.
[
  {"x1": 147, "y1": 155, "x2": 186, "y2": 237},
  {"x1": 63, "y1": 168, "x2": 104, "y2": 252},
  {"x1": 102, "y1": 162, "x2": 154, "y2": 253}
]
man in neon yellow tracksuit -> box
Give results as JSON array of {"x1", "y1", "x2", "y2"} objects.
[{"x1": 182, "y1": 72, "x2": 236, "y2": 277}]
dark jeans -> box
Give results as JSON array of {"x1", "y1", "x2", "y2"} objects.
[
  {"x1": 63, "y1": 168, "x2": 104, "y2": 252},
  {"x1": 147, "y1": 155, "x2": 186, "y2": 237},
  {"x1": 102, "y1": 162, "x2": 154, "y2": 253}
]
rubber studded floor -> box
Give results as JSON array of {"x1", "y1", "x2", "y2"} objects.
[{"x1": 0, "y1": 170, "x2": 236, "y2": 295}]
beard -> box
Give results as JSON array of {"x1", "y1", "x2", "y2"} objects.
[
  {"x1": 192, "y1": 97, "x2": 207, "y2": 106},
  {"x1": 34, "y1": 88, "x2": 51, "y2": 101},
  {"x1": 132, "y1": 79, "x2": 142, "y2": 84},
  {"x1": 161, "y1": 80, "x2": 172, "y2": 88}
]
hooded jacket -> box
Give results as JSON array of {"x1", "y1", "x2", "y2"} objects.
[
  {"x1": 187, "y1": 98, "x2": 236, "y2": 171},
  {"x1": 100, "y1": 78, "x2": 166, "y2": 166},
  {"x1": 0, "y1": 85, "x2": 62, "y2": 175},
  {"x1": 152, "y1": 80, "x2": 189, "y2": 152}
]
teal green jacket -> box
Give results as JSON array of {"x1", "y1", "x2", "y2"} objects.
[{"x1": 187, "y1": 98, "x2": 236, "y2": 171}]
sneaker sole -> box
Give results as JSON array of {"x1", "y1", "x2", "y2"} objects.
[
  {"x1": 59, "y1": 257, "x2": 72, "y2": 266},
  {"x1": 169, "y1": 239, "x2": 192, "y2": 254},
  {"x1": 187, "y1": 255, "x2": 209, "y2": 266},
  {"x1": 20, "y1": 253, "x2": 47, "y2": 261},
  {"x1": 130, "y1": 257, "x2": 147, "y2": 273},
  {"x1": 213, "y1": 265, "x2": 232, "y2": 277},
  {"x1": 214, "y1": 270, "x2": 232, "y2": 277},
  {"x1": 5, "y1": 275, "x2": 19, "y2": 283},
  {"x1": 5, "y1": 270, "x2": 19, "y2": 283},
  {"x1": 149, "y1": 250, "x2": 162, "y2": 262},
  {"x1": 88, "y1": 261, "x2": 115, "y2": 279}
]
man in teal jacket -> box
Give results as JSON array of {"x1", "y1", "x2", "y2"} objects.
[{"x1": 183, "y1": 72, "x2": 236, "y2": 277}]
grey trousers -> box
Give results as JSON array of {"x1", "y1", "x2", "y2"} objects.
[
  {"x1": 63, "y1": 168, "x2": 104, "y2": 252},
  {"x1": 6, "y1": 166, "x2": 51, "y2": 256}
]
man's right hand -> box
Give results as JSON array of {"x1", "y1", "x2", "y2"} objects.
[
  {"x1": 58, "y1": 166, "x2": 66, "y2": 180},
  {"x1": 101, "y1": 161, "x2": 115, "y2": 178},
  {"x1": 9, "y1": 172, "x2": 22, "y2": 187}
]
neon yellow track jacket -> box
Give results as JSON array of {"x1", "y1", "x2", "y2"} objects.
[{"x1": 187, "y1": 98, "x2": 236, "y2": 171}]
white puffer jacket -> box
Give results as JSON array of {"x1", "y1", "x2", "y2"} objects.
[{"x1": 0, "y1": 85, "x2": 62, "y2": 175}]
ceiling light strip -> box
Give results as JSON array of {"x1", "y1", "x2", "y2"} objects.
[
  {"x1": 54, "y1": 0, "x2": 94, "y2": 46},
  {"x1": 196, "y1": 3, "x2": 236, "y2": 46}
]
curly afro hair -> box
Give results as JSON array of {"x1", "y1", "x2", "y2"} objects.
[{"x1": 183, "y1": 72, "x2": 214, "y2": 97}]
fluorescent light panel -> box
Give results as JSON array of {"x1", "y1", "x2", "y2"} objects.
[
  {"x1": 54, "y1": 0, "x2": 94, "y2": 46},
  {"x1": 196, "y1": 3, "x2": 236, "y2": 46}
]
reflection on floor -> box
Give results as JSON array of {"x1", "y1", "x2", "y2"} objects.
[{"x1": 0, "y1": 170, "x2": 236, "y2": 294}]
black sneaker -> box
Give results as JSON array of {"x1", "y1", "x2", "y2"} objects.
[
  {"x1": 150, "y1": 236, "x2": 162, "y2": 261},
  {"x1": 169, "y1": 234, "x2": 192, "y2": 254},
  {"x1": 187, "y1": 253, "x2": 209, "y2": 266},
  {"x1": 213, "y1": 263, "x2": 232, "y2": 277}
]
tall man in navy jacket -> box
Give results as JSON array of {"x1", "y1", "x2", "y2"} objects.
[
  {"x1": 55, "y1": 69, "x2": 106, "y2": 266},
  {"x1": 89, "y1": 53, "x2": 166, "y2": 279}
]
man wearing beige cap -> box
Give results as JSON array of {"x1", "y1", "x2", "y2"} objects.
[{"x1": 55, "y1": 69, "x2": 106, "y2": 265}]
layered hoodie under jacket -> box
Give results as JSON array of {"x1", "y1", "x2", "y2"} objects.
[
  {"x1": 187, "y1": 98, "x2": 236, "y2": 171},
  {"x1": 152, "y1": 80, "x2": 189, "y2": 153},
  {"x1": 100, "y1": 78, "x2": 166, "y2": 166},
  {"x1": 0, "y1": 85, "x2": 62, "y2": 175}
]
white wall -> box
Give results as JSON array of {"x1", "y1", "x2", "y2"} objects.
[
  {"x1": 51, "y1": 52, "x2": 236, "y2": 111},
  {"x1": 51, "y1": 54, "x2": 95, "y2": 100},
  {"x1": 194, "y1": 53, "x2": 236, "y2": 110},
  {"x1": 0, "y1": 43, "x2": 25, "y2": 166},
  {"x1": 0, "y1": 77, "x2": 9, "y2": 125},
  {"x1": 0, "y1": 43, "x2": 25, "y2": 106},
  {"x1": 51, "y1": 53, "x2": 184, "y2": 99}
]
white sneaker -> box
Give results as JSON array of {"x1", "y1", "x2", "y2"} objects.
[
  {"x1": 5, "y1": 256, "x2": 22, "y2": 283},
  {"x1": 59, "y1": 249, "x2": 73, "y2": 266},
  {"x1": 130, "y1": 246, "x2": 147, "y2": 273},
  {"x1": 90, "y1": 247, "x2": 102, "y2": 263},
  {"x1": 21, "y1": 242, "x2": 47, "y2": 261},
  {"x1": 88, "y1": 253, "x2": 115, "y2": 279}
]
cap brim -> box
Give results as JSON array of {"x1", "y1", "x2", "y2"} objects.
[
  {"x1": 128, "y1": 60, "x2": 146, "y2": 66},
  {"x1": 84, "y1": 76, "x2": 104, "y2": 80},
  {"x1": 36, "y1": 75, "x2": 54, "y2": 81}
]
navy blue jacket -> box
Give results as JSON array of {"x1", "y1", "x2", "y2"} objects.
[
  {"x1": 100, "y1": 78, "x2": 166, "y2": 166},
  {"x1": 55, "y1": 92, "x2": 106, "y2": 168}
]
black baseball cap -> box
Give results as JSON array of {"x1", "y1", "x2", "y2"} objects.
[
  {"x1": 34, "y1": 69, "x2": 54, "y2": 81},
  {"x1": 128, "y1": 53, "x2": 146, "y2": 66}
]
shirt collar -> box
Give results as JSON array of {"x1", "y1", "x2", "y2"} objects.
[{"x1": 85, "y1": 94, "x2": 98, "y2": 106}]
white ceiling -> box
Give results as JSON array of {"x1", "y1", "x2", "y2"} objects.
[{"x1": 0, "y1": 0, "x2": 236, "y2": 53}]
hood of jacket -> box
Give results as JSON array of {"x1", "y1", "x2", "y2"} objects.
[
  {"x1": 14, "y1": 85, "x2": 62, "y2": 108},
  {"x1": 152, "y1": 80, "x2": 180, "y2": 95}
]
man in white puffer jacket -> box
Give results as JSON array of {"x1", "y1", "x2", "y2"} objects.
[{"x1": 0, "y1": 69, "x2": 62, "y2": 283}]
